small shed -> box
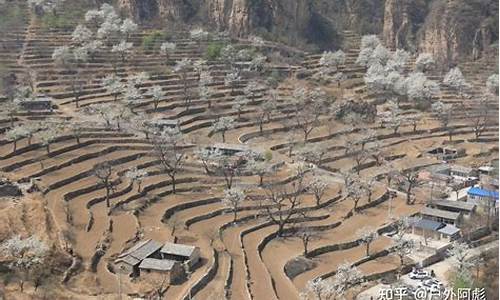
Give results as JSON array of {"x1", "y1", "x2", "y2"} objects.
[
  {"x1": 160, "y1": 243, "x2": 201, "y2": 269},
  {"x1": 115, "y1": 239, "x2": 163, "y2": 276},
  {"x1": 409, "y1": 218, "x2": 444, "y2": 240},
  {"x1": 420, "y1": 207, "x2": 462, "y2": 226},
  {"x1": 437, "y1": 224, "x2": 461, "y2": 241},
  {"x1": 208, "y1": 143, "x2": 251, "y2": 155},
  {"x1": 428, "y1": 199, "x2": 476, "y2": 215},
  {"x1": 426, "y1": 147, "x2": 466, "y2": 161},
  {"x1": 449, "y1": 165, "x2": 475, "y2": 179},
  {"x1": 146, "y1": 118, "x2": 179, "y2": 131},
  {"x1": 138, "y1": 258, "x2": 185, "y2": 283},
  {"x1": 19, "y1": 97, "x2": 53, "y2": 111}
]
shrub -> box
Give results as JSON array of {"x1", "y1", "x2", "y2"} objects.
[
  {"x1": 39, "y1": 3, "x2": 87, "y2": 30},
  {"x1": 264, "y1": 150, "x2": 273, "y2": 161},
  {"x1": 267, "y1": 69, "x2": 285, "y2": 88},
  {"x1": 205, "y1": 42, "x2": 224, "y2": 60},
  {"x1": 142, "y1": 31, "x2": 166, "y2": 51}
]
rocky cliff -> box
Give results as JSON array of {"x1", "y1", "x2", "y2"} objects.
[
  {"x1": 118, "y1": 0, "x2": 498, "y2": 63},
  {"x1": 383, "y1": 0, "x2": 498, "y2": 66}
]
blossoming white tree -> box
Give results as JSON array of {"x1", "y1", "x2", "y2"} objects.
[
  {"x1": 148, "y1": 85, "x2": 165, "y2": 111},
  {"x1": 71, "y1": 24, "x2": 93, "y2": 45},
  {"x1": 120, "y1": 18, "x2": 138, "y2": 41},
  {"x1": 486, "y1": 74, "x2": 499, "y2": 95},
  {"x1": 222, "y1": 187, "x2": 246, "y2": 222},
  {"x1": 112, "y1": 40, "x2": 133, "y2": 63},
  {"x1": 415, "y1": 53, "x2": 435, "y2": 73},
  {"x1": 0, "y1": 235, "x2": 49, "y2": 292},
  {"x1": 443, "y1": 67, "x2": 470, "y2": 97},
  {"x1": 160, "y1": 42, "x2": 176, "y2": 64},
  {"x1": 102, "y1": 73, "x2": 124, "y2": 101},
  {"x1": 125, "y1": 166, "x2": 148, "y2": 192},
  {"x1": 357, "y1": 226, "x2": 379, "y2": 256},
  {"x1": 211, "y1": 116, "x2": 235, "y2": 142}
]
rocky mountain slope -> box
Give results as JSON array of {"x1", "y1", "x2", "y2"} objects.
[{"x1": 118, "y1": 0, "x2": 498, "y2": 65}]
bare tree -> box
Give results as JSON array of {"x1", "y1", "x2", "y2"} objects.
[
  {"x1": 399, "y1": 170, "x2": 419, "y2": 205},
  {"x1": 94, "y1": 162, "x2": 114, "y2": 207},
  {"x1": 263, "y1": 178, "x2": 304, "y2": 237},
  {"x1": 468, "y1": 96, "x2": 493, "y2": 140},
  {"x1": 297, "y1": 228, "x2": 319, "y2": 257},
  {"x1": 351, "y1": 146, "x2": 369, "y2": 176},
  {"x1": 152, "y1": 127, "x2": 185, "y2": 194}
]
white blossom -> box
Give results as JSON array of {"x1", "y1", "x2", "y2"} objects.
[
  {"x1": 52, "y1": 46, "x2": 72, "y2": 67},
  {"x1": 486, "y1": 74, "x2": 498, "y2": 95},
  {"x1": 406, "y1": 72, "x2": 440, "y2": 103},
  {"x1": 120, "y1": 18, "x2": 138, "y2": 39},
  {"x1": 71, "y1": 24, "x2": 93, "y2": 45},
  {"x1": 190, "y1": 28, "x2": 209, "y2": 41},
  {"x1": 443, "y1": 67, "x2": 470, "y2": 92},
  {"x1": 360, "y1": 35, "x2": 381, "y2": 50},
  {"x1": 415, "y1": 53, "x2": 435, "y2": 72}
]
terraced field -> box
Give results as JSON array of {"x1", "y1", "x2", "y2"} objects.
[{"x1": 0, "y1": 2, "x2": 498, "y2": 299}]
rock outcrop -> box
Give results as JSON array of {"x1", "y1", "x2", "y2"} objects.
[
  {"x1": 119, "y1": 0, "x2": 498, "y2": 63},
  {"x1": 383, "y1": 0, "x2": 498, "y2": 66}
]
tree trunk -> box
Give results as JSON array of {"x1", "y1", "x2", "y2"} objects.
[
  {"x1": 12, "y1": 140, "x2": 17, "y2": 152},
  {"x1": 366, "y1": 243, "x2": 370, "y2": 256},
  {"x1": 105, "y1": 186, "x2": 110, "y2": 207},
  {"x1": 259, "y1": 175, "x2": 263, "y2": 186},
  {"x1": 233, "y1": 209, "x2": 237, "y2": 223},
  {"x1": 277, "y1": 222, "x2": 285, "y2": 237},
  {"x1": 221, "y1": 132, "x2": 226, "y2": 143},
  {"x1": 171, "y1": 174, "x2": 176, "y2": 194}
]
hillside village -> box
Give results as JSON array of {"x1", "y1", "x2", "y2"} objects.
[{"x1": 0, "y1": 0, "x2": 498, "y2": 299}]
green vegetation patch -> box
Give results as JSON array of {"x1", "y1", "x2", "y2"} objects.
[
  {"x1": 204, "y1": 42, "x2": 224, "y2": 60},
  {"x1": 142, "y1": 30, "x2": 169, "y2": 51}
]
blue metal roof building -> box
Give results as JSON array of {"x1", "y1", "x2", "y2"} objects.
[{"x1": 467, "y1": 187, "x2": 499, "y2": 200}]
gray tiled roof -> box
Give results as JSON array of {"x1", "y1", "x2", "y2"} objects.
[
  {"x1": 161, "y1": 242, "x2": 197, "y2": 257},
  {"x1": 117, "y1": 239, "x2": 162, "y2": 262},
  {"x1": 139, "y1": 258, "x2": 177, "y2": 271},
  {"x1": 438, "y1": 224, "x2": 460, "y2": 236},
  {"x1": 421, "y1": 207, "x2": 461, "y2": 221},
  {"x1": 429, "y1": 199, "x2": 476, "y2": 212},
  {"x1": 408, "y1": 217, "x2": 444, "y2": 231}
]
